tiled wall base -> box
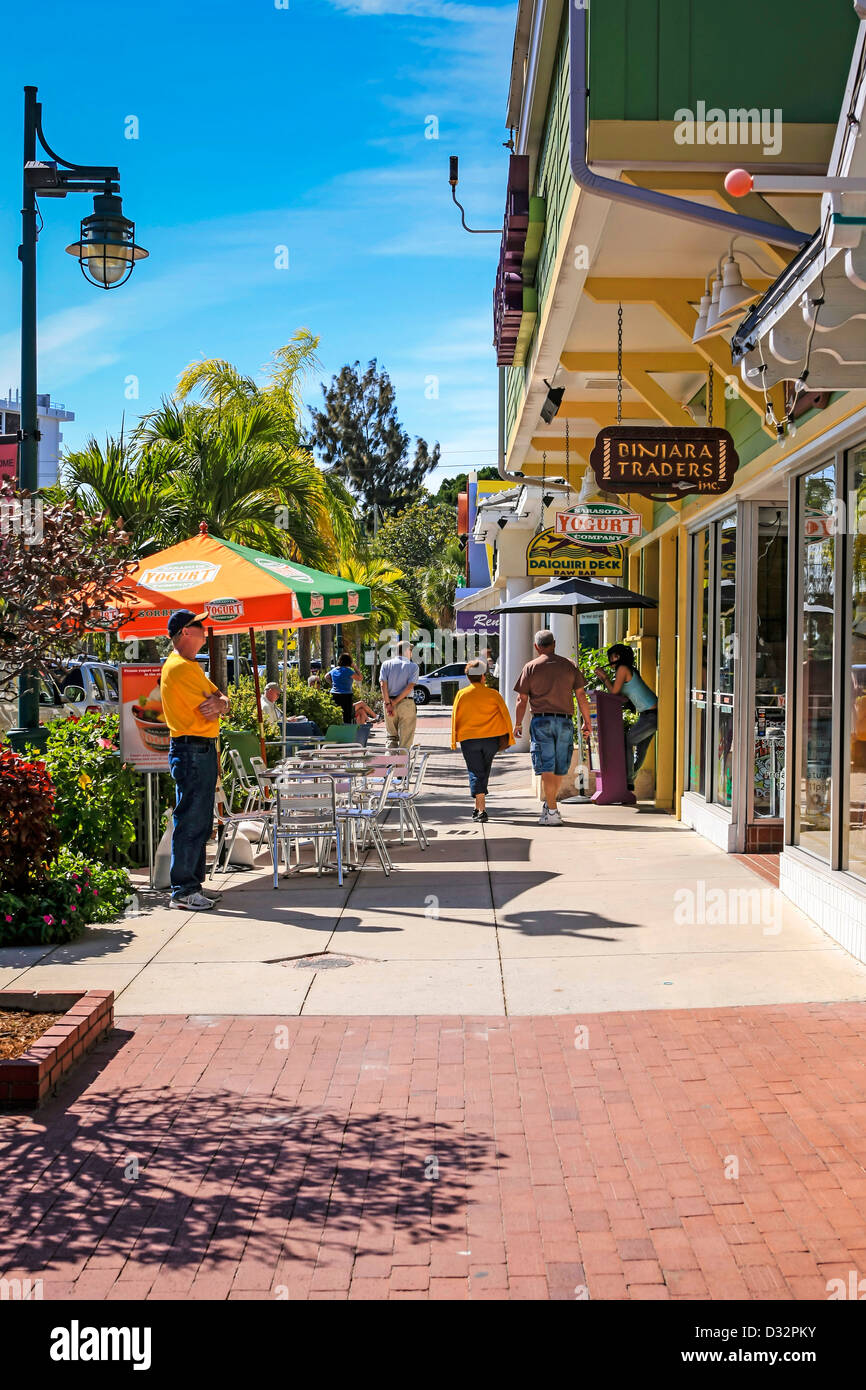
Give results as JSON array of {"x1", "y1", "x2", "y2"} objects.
[
  {"x1": 744, "y1": 821, "x2": 784, "y2": 853},
  {"x1": 780, "y1": 853, "x2": 866, "y2": 965},
  {"x1": 681, "y1": 795, "x2": 737, "y2": 852}
]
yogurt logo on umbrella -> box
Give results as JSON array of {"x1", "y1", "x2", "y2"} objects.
[
  {"x1": 347, "y1": 590, "x2": 359, "y2": 613},
  {"x1": 140, "y1": 560, "x2": 221, "y2": 592},
  {"x1": 310, "y1": 592, "x2": 324, "y2": 617},
  {"x1": 206, "y1": 597, "x2": 244, "y2": 623}
]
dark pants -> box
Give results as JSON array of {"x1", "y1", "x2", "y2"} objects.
[
  {"x1": 334, "y1": 692, "x2": 354, "y2": 724},
  {"x1": 460, "y1": 736, "x2": 500, "y2": 796},
  {"x1": 168, "y1": 737, "x2": 218, "y2": 899},
  {"x1": 625, "y1": 709, "x2": 658, "y2": 784}
]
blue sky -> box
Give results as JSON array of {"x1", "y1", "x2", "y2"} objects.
[{"x1": 0, "y1": 0, "x2": 515, "y2": 489}]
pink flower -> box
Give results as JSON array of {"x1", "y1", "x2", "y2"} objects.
[
  {"x1": 70, "y1": 905, "x2": 76, "y2": 912},
  {"x1": 75, "y1": 885, "x2": 81, "y2": 893},
  {"x1": 4, "y1": 914, "x2": 11, "y2": 922},
  {"x1": 93, "y1": 890, "x2": 98, "y2": 896},
  {"x1": 61, "y1": 919, "x2": 67, "y2": 926},
  {"x1": 43, "y1": 915, "x2": 53, "y2": 925}
]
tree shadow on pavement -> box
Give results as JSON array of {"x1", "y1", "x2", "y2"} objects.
[
  {"x1": 0, "y1": 1039, "x2": 500, "y2": 1283},
  {"x1": 498, "y1": 908, "x2": 639, "y2": 942}
]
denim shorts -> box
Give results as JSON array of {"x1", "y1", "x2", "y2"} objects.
[{"x1": 530, "y1": 714, "x2": 574, "y2": 776}]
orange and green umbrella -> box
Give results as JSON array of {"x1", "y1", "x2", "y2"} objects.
[{"x1": 108, "y1": 526, "x2": 371, "y2": 639}]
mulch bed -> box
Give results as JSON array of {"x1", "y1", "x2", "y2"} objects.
[{"x1": 0, "y1": 1009, "x2": 63, "y2": 1061}]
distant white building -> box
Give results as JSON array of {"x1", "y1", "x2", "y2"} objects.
[{"x1": 0, "y1": 389, "x2": 75, "y2": 487}]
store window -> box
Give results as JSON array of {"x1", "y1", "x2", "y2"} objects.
[
  {"x1": 688, "y1": 528, "x2": 710, "y2": 795},
  {"x1": 796, "y1": 462, "x2": 836, "y2": 863},
  {"x1": 713, "y1": 515, "x2": 737, "y2": 808},
  {"x1": 847, "y1": 447, "x2": 866, "y2": 881},
  {"x1": 753, "y1": 509, "x2": 788, "y2": 818}
]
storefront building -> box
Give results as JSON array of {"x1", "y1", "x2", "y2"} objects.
[{"x1": 476, "y1": 0, "x2": 866, "y2": 952}]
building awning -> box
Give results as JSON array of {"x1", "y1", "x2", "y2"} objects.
[
  {"x1": 455, "y1": 584, "x2": 500, "y2": 614},
  {"x1": 732, "y1": 19, "x2": 866, "y2": 390}
]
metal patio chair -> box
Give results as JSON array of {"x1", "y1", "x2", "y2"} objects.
[
  {"x1": 271, "y1": 773, "x2": 343, "y2": 887},
  {"x1": 386, "y1": 749, "x2": 432, "y2": 848},
  {"x1": 336, "y1": 766, "x2": 395, "y2": 875}
]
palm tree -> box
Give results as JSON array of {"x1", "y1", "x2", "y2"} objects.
[
  {"x1": 338, "y1": 554, "x2": 411, "y2": 666},
  {"x1": 419, "y1": 537, "x2": 464, "y2": 631}
]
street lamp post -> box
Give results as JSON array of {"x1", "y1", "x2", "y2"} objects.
[{"x1": 6, "y1": 85, "x2": 147, "y2": 753}]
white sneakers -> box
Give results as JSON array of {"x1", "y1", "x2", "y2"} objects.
[
  {"x1": 171, "y1": 891, "x2": 218, "y2": 911},
  {"x1": 537, "y1": 805, "x2": 563, "y2": 826}
]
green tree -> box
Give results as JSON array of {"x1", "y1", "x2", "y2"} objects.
[
  {"x1": 308, "y1": 360, "x2": 439, "y2": 523},
  {"x1": 371, "y1": 502, "x2": 458, "y2": 625},
  {"x1": 418, "y1": 537, "x2": 465, "y2": 630},
  {"x1": 432, "y1": 466, "x2": 499, "y2": 510},
  {"x1": 337, "y1": 555, "x2": 411, "y2": 661}
]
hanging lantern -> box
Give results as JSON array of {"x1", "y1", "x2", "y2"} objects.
[{"x1": 65, "y1": 192, "x2": 148, "y2": 289}]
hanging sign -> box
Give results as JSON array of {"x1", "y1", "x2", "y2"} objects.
[
  {"x1": 555, "y1": 501, "x2": 642, "y2": 543},
  {"x1": 119, "y1": 664, "x2": 170, "y2": 772},
  {"x1": 589, "y1": 426, "x2": 737, "y2": 499},
  {"x1": 526, "y1": 529, "x2": 624, "y2": 577}
]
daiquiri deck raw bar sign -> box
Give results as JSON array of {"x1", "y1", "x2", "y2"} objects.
[{"x1": 589, "y1": 426, "x2": 738, "y2": 500}]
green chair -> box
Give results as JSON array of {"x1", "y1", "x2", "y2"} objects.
[
  {"x1": 323, "y1": 723, "x2": 361, "y2": 744},
  {"x1": 222, "y1": 729, "x2": 261, "y2": 776}
]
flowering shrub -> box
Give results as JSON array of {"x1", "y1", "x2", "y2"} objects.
[
  {"x1": 0, "y1": 748, "x2": 58, "y2": 891},
  {"x1": 36, "y1": 711, "x2": 137, "y2": 862},
  {"x1": 0, "y1": 849, "x2": 132, "y2": 946}
]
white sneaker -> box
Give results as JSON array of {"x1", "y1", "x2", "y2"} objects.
[
  {"x1": 171, "y1": 892, "x2": 215, "y2": 911},
  {"x1": 537, "y1": 805, "x2": 550, "y2": 825},
  {"x1": 546, "y1": 808, "x2": 563, "y2": 826}
]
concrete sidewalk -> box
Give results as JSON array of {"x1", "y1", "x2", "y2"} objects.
[{"x1": 2, "y1": 719, "x2": 866, "y2": 1015}]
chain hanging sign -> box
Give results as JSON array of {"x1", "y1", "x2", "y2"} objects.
[
  {"x1": 588, "y1": 426, "x2": 738, "y2": 500},
  {"x1": 555, "y1": 500, "x2": 642, "y2": 543}
]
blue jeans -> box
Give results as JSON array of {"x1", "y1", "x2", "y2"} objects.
[
  {"x1": 529, "y1": 715, "x2": 574, "y2": 776},
  {"x1": 625, "y1": 709, "x2": 658, "y2": 784},
  {"x1": 168, "y1": 737, "x2": 218, "y2": 899},
  {"x1": 460, "y1": 736, "x2": 500, "y2": 795}
]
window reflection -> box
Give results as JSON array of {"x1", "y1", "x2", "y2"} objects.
[
  {"x1": 797, "y1": 463, "x2": 835, "y2": 861},
  {"x1": 848, "y1": 449, "x2": 866, "y2": 880}
]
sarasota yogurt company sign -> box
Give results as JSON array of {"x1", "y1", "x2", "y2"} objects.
[{"x1": 555, "y1": 501, "x2": 642, "y2": 544}]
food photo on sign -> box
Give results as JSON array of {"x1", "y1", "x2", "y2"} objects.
[{"x1": 119, "y1": 664, "x2": 170, "y2": 772}]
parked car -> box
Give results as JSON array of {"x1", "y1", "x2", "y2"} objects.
[
  {"x1": 412, "y1": 662, "x2": 471, "y2": 705},
  {"x1": 55, "y1": 659, "x2": 120, "y2": 715},
  {"x1": 0, "y1": 667, "x2": 88, "y2": 733}
]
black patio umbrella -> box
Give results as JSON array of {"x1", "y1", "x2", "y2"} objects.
[{"x1": 497, "y1": 575, "x2": 657, "y2": 616}]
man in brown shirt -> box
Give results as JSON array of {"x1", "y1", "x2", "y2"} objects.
[{"x1": 514, "y1": 629, "x2": 592, "y2": 825}]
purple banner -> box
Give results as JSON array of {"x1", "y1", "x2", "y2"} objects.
[{"x1": 456, "y1": 610, "x2": 500, "y2": 634}]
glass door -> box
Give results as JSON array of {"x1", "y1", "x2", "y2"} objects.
[
  {"x1": 794, "y1": 462, "x2": 836, "y2": 861},
  {"x1": 751, "y1": 507, "x2": 788, "y2": 820},
  {"x1": 688, "y1": 528, "x2": 710, "y2": 795},
  {"x1": 712, "y1": 514, "x2": 737, "y2": 808}
]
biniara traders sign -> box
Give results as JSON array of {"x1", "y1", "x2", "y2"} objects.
[{"x1": 589, "y1": 426, "x2": 738, "y2": 500}]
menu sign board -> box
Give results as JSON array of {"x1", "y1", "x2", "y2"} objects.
[
  {"x1": 555, "y1": 501, "x2": 642, "y2": 543},
  {"x1": 119, "y1": 664, "x2": 170, "y2": 772},
  {"x1": 589, "y1": 426, "x2": 737, "y2": 499}
]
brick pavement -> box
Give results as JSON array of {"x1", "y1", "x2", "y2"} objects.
[{"x1": 2, "y1": 1004, "x2": 866, "y2": 1300}]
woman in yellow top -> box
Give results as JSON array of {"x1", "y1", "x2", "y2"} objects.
[{"x1": 451, "y1": 658, "x2": 514, "y2": 822}]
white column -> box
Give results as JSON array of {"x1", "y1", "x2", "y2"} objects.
[
  {"x1": 549, "y1": 611, "x2": 575, "y2": 664},
  {"x1": 502, "y1": 577, "x2": 534, "y2": 751}
]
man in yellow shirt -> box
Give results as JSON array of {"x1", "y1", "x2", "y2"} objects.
[{"x1": 161, "y1": 610, "x2": 230, "y2": 911}]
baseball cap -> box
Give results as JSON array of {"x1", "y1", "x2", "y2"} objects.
[{"x1": 167, "y1": 609, "x2": 207, "y2": 638}]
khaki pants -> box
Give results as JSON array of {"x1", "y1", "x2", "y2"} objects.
[{"x1": 385, "y1": 696, "x2": 417, "y2": 750}]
